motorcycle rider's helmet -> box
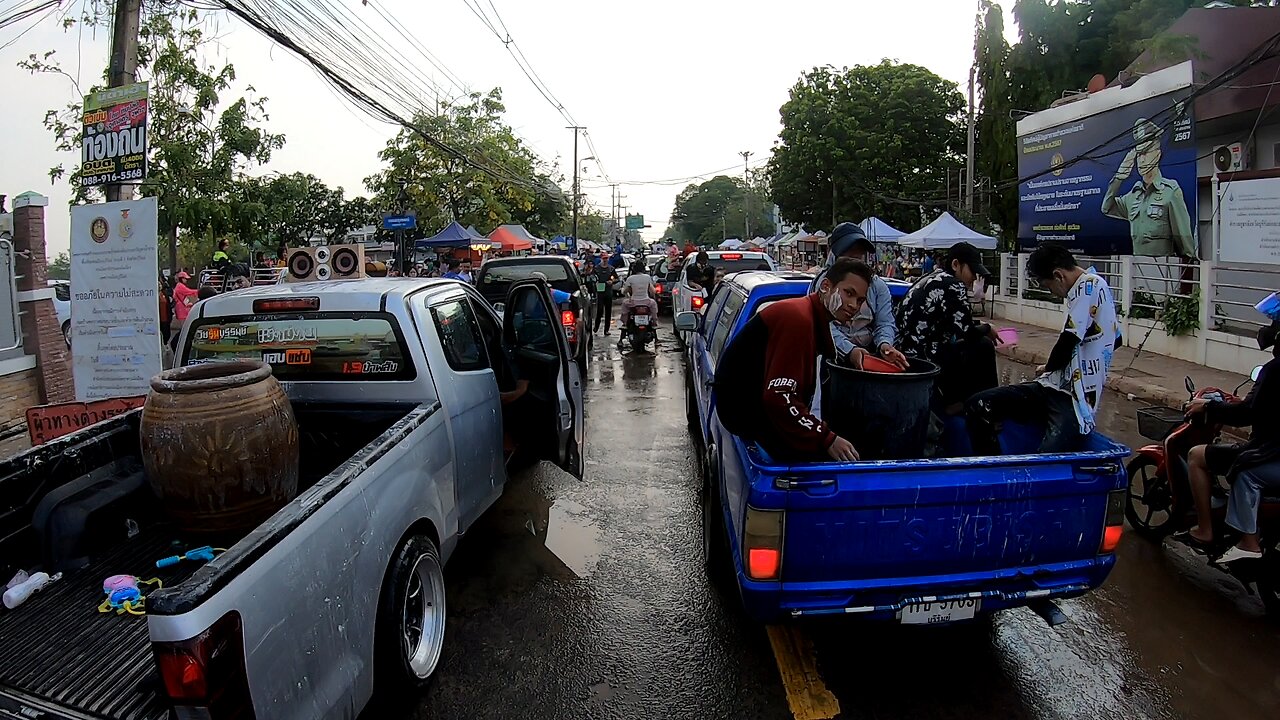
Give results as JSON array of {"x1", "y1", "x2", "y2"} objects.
[{"x1": 1256, "y1": 290, "x2": 1280, "y2": 353}]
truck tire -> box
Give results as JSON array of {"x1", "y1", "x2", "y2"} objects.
[{"x1": 375, "y1": 534, "x2": 447, "y2": 695}]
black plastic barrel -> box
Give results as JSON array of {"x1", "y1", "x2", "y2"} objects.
[{"x1": 820, "y1": 358, "x2": 940, "y2": 460}]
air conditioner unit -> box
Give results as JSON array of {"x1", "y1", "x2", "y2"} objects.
[{"x1": 1213, "y1": 142, "x2": 1248, "y2": 173}]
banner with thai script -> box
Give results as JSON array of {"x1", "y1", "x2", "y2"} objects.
[
  {"x1": 81, "y1": 82, "x2": 149, "y2": 187},
  {"x1": 1017, "y1": 90, "x2": 1197, "y2": 257},
  {"x1": 69, "y1": 198, "x2": 161, "y2": 400}
]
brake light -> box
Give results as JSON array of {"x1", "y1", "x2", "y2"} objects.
[
  {"x1": 1100, "y1": 489, "x2": 1124, "y2": 553},
  {"x1": 561, "y1": 310, "x2": 575, "y2": 326},
  {"x1": 721, "y1": 253, "x2": 743, "y2": 260},
  {"x1": 691, "y1": 295, "x2": 705, "y2": 310},
  {"x1": 743, "y1": 507, "x2": 783, "y2": 580},
  {"x1": 253, "y1": 297, "x2": 319, "y2": 313},
  {"x1": 655, "y1": 282, "x2": 663, "y2": 294},
  {"x1": 153, "y1": 611, "x2": 254, "y2": 716}
]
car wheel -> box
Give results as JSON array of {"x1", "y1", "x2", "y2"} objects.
[
  {"x1": 376, "y1": 534, "x2": 446, "y2": 694},
  {"x1": 685, "y1": 377, "x2": 700, "y2": 436},
  {"x1": 701, "y1": 460, "x2": 733, "y2": 588},
  {"x1": 62, "y1": 321, "x2": 71, "y2": 349}
]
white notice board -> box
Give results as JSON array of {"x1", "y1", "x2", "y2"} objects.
[
  {"x1": 69, "y1": 198, "x2": 161, "y2": 400},
  {"x1": 1220, "y1": 177, "x2": 1280, "y2": 265}
]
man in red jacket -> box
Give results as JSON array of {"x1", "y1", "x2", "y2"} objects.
[{"x1": 715, "y1": 258, "x2": 872, "y2": 463}]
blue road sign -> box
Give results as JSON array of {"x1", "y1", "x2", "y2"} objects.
[{"x1": 382, "y1": 213, "x2": 417, "y2": 231}]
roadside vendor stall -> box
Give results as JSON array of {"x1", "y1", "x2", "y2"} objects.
[{"x1": 897, "y1": 212, "x2": 997, "y2": 250}]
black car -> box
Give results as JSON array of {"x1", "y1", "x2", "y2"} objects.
[{"x1": 476, "y1": 256, "x2": 594, "y2": 371}]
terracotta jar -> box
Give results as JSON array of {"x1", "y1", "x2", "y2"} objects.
[{"x1": 140, "y1": 360, "x2": 299, "y2": 535}]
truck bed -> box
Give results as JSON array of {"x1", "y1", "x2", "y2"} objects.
[
  {"x1": 0, "y1": 520, "x2": 202, "y2": 720},
  {"x1": 0, "y1": 402, "x2": 416, "y2": 719}
]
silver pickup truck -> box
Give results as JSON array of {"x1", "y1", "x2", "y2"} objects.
[{"x1": 0, "y1": 277, "x2": 583, "y2": 719}]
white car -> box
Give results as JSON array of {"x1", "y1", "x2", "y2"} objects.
[
  {"x1": 48, "y1": 280, "x2": 71, "y2": 347},
  {"x1": 672, "y1": 250, "x2": 778, "y2": 344}
]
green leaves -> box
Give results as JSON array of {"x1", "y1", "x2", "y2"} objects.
[
  {"x1": 668, "y1": 175, "x2": 774, "y2": 245},
  {"x1": 768, "y1": 61, "x2": 964, "y2": 232}
]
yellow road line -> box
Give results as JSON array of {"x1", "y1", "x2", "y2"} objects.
[{"x1": 766, "y1": 624, "x2": 842, "y2": 720}]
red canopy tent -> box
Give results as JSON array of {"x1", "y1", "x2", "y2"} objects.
[{"x1": 488, "y1": 225, "x2": 535, "y2": 252}]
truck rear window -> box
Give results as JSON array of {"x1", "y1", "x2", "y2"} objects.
[{"x1": 183, "y1": 312, "x2": 415, "y2": 381}]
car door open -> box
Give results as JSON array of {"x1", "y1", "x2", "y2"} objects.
[{"x1": 502, "y1": 279, "x2": 585, "y2": 478}]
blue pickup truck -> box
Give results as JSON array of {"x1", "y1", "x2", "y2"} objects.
[{"x1": 680, "y1": 272, "x2": 1130, "y2": 625}]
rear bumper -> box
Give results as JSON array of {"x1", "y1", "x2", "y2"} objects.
[{"x1": 738, "y1": 556, "x2": 1117, "y2": 622}]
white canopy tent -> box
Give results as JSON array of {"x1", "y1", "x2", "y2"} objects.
[
  {"x1": 897, "y1": 212, "x2": 997, "y2": 250},
  {"x1": 859, "y1": 216, "x2": 905, "y2": 244}
]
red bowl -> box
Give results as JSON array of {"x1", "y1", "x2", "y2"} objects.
[{"x1": 860, "y1": 355, "x2": 905, "y2": 373}]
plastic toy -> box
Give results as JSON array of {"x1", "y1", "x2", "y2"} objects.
[
  {"x1": 98, "y1": 575, "x2": 161, "y2": 615},
  {"x1": 155, "y1": 546, "x2": 223, "y2": 568}
]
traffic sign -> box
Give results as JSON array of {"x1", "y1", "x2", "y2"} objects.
[
  {"x1": 625, "y1": 214, "x2": 644, "y2": 230},
  {"x1": 382, "y1": 213, "x2": 417, "y2": 230}
]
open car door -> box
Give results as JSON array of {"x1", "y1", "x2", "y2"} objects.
[{"x1": 502, "y1": 278, "x2": 585, "y2": 479}]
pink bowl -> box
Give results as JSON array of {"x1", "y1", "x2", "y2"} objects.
[{"x1": 997, "y1": 327, "x2": 1019, "y2": 346}]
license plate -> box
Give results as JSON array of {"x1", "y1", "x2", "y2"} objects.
[
  {"x1": 634, "y1": 315, "x2": 651, "y2": 326},
  {"x1": 898, "y1": 599, "x2": 979, "y2": 625},
  {"x1": 596, "y1": 282, "x2": 606, "y2": 292}
]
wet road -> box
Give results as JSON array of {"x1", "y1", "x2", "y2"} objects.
[{"x1": 404, "y1": 318, "x2": 1280, "y2": 720}]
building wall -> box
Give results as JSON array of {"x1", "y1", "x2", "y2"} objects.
[{"x1": 0, "y1": 365, "x2": 39, "y2": 433}]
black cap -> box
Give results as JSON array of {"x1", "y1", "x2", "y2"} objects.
[
  {"x1": 945, "y1": 242, "x2": 991, "y2": 279},
  {"x1": 830, "y1": 222, "x2": 874, "y2": 257}
]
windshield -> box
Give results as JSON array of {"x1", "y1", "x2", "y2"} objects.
[
  {"x1": 710, "y1": 257, "x2": 773, "y2": 275},
  {"x1": 183, "y1": 312, "x2": 415, "y2": 381},
  {"x1": 478, "y1": 262, "x2": 577, "y2": 299}
]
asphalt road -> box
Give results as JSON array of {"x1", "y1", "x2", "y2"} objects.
[{"x1": 402, "y1": 317, "x2": 1280, "y2": 720}]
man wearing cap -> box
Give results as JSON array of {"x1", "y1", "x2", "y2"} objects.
[
  {"x1": 1101, "y1": 117, "x2": 1195, "y2": 258},
  {"x1": 896, "y1": 242, "x2": 1001, "y2": 414},
  {"x1": 810, "y1": 222, "x2": 908, "y2": 369}
]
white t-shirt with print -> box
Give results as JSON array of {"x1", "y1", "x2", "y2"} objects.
[{"x1": 1035, "y1": 271, "x2": 1119, "y2": 434}]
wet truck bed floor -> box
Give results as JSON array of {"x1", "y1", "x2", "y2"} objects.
[{"x1": 0, "y1": 525, "x2": 205, "y2": 720}]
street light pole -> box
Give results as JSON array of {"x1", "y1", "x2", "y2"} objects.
[
  {"x1": 568, "y1": 126, "x2": 585, "y2": 248},
  {"x1": 740, "y1": 150, "x2": 753, "y2": 241}
]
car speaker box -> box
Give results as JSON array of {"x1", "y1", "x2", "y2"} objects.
[{"x1": 285, "y1": 244, "x2": 365, "y2": 282}]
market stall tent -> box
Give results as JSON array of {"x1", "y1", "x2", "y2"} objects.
[
  {"x1": 488, "y1": 225, "x2": 538, "y2": 252},
  {"x1": 859, "y1": 217, "x2": 906, "y2": 244},
  {"x1": 417, "y1": 221, "x2": 489, "y2": 249},
  {"x1": 897, "y1": 212, "x2": 997, "y2": 250}
]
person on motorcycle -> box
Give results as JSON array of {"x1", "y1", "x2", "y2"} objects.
[
  {"x1": 1182, "y1": 316, "x2": 1280, "y2": 563},
  {"x1": 617, "y1": 259, "x2": 658, "y2": 350}
]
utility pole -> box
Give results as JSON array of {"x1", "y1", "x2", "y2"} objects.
[
  {"x1": 105, "y1": 0, "x2": 142, "y2": 205},
  {"x1": 740, "y1": 151, "x2": 752, "y2": 241},
  {"x1": 965, "y1": 64, "x2": 976, "y2": 215},
  {"x1": 568, "y1": 126, "x2": 585, "y2": 248}
]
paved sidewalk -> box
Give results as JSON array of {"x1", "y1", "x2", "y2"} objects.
[{"x1": 991, "y1": 319, "x2": 1252, "y2": 410}]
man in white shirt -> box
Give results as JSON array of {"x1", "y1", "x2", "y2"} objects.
[
  {"x1": 966, "y1": 243, "x2": 1121, "y2": 454},
  {"x1": 618, "y1": 260, "x2": 658, "y2": 349}
]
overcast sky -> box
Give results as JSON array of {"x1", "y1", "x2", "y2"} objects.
[{"x1": 0, "y1": 0, "x2": 1018, "y2": 259}]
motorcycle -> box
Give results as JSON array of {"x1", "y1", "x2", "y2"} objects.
[
  {"x1": 1126, "y1": 365, "x2": 1280, "y2": 615},
  {"x1": 625, "y1": 304, "x2": 657, "y2": 352}
]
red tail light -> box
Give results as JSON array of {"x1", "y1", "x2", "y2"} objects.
[
  {"x1": 253, "y1": 297, "x2": 319, "y2": 313},
  {"x1": 721, "y1": 253, "x2": 743, "y2": 260},
  {"x1": 655, "y1": 282, "x2": 663, "y2": 294},
  {"x1": 1101, "y1": 524, "x2": 1123, "y2": 553},
  {"x1": 1100, "y1": 489, "x2": 1124, "y2": 553},
  {"x1": 691, "y1": 295, "x2": 705, "y2": 310},
  {"x1": 748, "y1": 548, "x2": 780, "y2": 580},
  {"x1": 744, "y1": 507, "x2": 783, "y2": 580},
  {"x1": 153, "y1": 610, "x2": 255, "y2": 717},
  {"x1": 561, "y1": 310, "x2": 575, "y2": 326}
]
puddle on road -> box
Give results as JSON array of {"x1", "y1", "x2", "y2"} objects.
[{"x1": 539, "y1": 497, "x2": 602, "y2": 578}]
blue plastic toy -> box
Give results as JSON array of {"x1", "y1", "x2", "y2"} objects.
[{"x1": 155, "y1": 546, "x2": 219, "y2": 568}]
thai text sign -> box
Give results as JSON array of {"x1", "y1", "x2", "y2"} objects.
[
  {"x1": 26, "y1": 396, "x2": 145, "y2": 446},
  {"x1": 1018, "y1": 90, "x2": 1197, "y2": 257},
  {"x1": 81, "y1": 82, "x2": 149, "y2": 187},
  {"x1": 70, "y1": 197, "x2": 162, "y2": 400}
]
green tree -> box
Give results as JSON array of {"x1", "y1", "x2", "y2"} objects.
[
  {"x1": 767, "y1": 61, "x2": 965, "y2": 232},
  {"x1": 365, "y1": 89, "x2": 565, "y2": 237},
  {"x1": 974, "y1": 0, "x2": 1019, "y2": 247},
  {"x1": 669, "y1": 175, "x2": 774, "y2": 246},
  {"x1": 21, "y1": 5, "x2": 284, "y2": 270},
  {"x1": 48, "y1": 251, "x2": 70, "y2": 280}
]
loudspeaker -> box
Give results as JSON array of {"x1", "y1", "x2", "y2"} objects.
[
  {"x1": 285, "y1": 247, "x2": 317, "y2": 282},
  {"x1": 330, "y1": 244, "x2": 365, "y2": 279},
  {"x1": 285, "y1": 244, "x2": 366, "y2": 282}
]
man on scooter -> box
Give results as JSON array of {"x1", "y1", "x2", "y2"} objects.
[{"x1": 1182, "y1": 315, "x2": 1280, "y2": 563}]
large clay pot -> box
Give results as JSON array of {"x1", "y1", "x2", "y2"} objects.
[{"x1": 140, "y1": 360, "x2": 299, "y2": 535}]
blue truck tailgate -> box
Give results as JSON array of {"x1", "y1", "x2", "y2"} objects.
[{"x1": 767, "y1": 434, "x2": 1129, "y2": 586}]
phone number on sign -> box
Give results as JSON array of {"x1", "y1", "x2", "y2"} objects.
[{"x1": 81, "y1": 168, "x2": 145, "y2": 185}]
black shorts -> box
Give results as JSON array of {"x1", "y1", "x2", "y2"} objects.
[{"x1": 1204, "y1": 443, "x2": 1242, "y2": 476}]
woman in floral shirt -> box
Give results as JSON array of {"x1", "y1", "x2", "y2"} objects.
[{"x1": 895, "y1": 242, "x2": 1000, "y2": 413}]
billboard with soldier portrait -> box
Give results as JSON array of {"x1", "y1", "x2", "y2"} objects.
[{"x1": 1017, "y1": 89, "x2": 1197, "y2": 257}]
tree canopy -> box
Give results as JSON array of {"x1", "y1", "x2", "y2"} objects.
[
  {"x1": 364, "y1": 89, "x2": 568, "y2": 240},
  {"x1": 668, "y1": 175, "x2": 775, "y2": 246},
  {"x1": 767, "y1": 61, "x2": 965, "y2": 233}
]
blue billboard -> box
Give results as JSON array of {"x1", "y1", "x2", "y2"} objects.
[{"x1": 1018, "y1": 91, "x2": 1197, "y2": 257}]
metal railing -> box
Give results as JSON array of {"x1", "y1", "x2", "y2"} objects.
[
  {"x1": 198, "y1": 266, "x2": 286, "y2": 289},
  {"x1": 1211, "y1": 263, "x2": 1279, "y2": 333}
]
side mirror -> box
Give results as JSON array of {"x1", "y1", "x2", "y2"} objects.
[
  {"x1": 1185, "y1": 376, "x2": 1196, "y2": 394},
  {"x1": 675, "y1": 311, "x2": 701, "y2": 332},
  {"x1": 1251, "y1": 365, "x2": 1263, "y2": 383}
]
